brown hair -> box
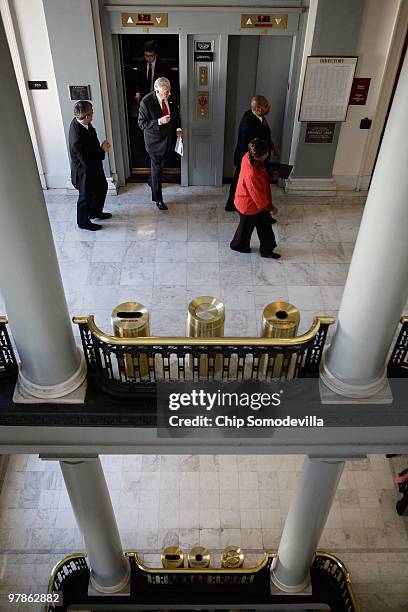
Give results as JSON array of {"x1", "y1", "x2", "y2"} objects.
[{"x1": 248, "y1": 138, "x2": 269, "y2": 165}]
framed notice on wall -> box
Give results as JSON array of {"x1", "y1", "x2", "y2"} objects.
[{"x1": 299, "y1": 56, "x2": 357, "y2": 122}]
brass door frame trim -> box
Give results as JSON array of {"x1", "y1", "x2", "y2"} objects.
[
  {"x1": 131, "y1": 167, "x2": 180, "y2": 174},
  {"x1": 73, "y1": 314, "x2": 335, "y2": 347}
]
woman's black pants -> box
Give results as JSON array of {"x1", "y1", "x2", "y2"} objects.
[{"x1": 230, "y1": 210, "x2": 277, "y2": 255}]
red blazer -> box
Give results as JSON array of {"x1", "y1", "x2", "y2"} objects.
[{"x1": 234, "y1": 153, "x2": 272, "y2": 215}]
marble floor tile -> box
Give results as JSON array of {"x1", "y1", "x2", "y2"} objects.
[
  {"x1": 157, "y1": 220, "x2": 188, "y2": 242},
  {"x1": 187, "y1": 262, "x2": 220, "y2": 286},
  {"x1": 126, "y1": 221, "x2": 157, "y2": 242},
  {"x1": 187, "y1": 241, "x2": 219, "y2": 262},
  {"x1": 58, "y1": 241, "x2": 93, "y2": 264},
  {"x1": 154, "y1": 261, "x2": 187, "y2": 287},
  {"x1": 87, "y1": 262, "x2": 122, "y2": 285},
  {"x1": 219, "y1": 263, "x2": 254, "y2": 286},
  {"x1": 220, "y1": 285, "x2": 255, "y2": 310},
  {"x1": 316, "y1": 263, "x2": 349, "y2": 285},
  {"x1": 277, "y1": 241, "x2": 314, "y2": 263},
  {"x1": 287, "y1": 285, "x2": 323, "y2": 311},
  {"x1": 123, "y1": 241, "x2": 156, "y2": 263},
  {"x1": 92, "y1": 241, "x2": 128, "y2": 264},
  {"x1": 156, "y1": 241, "x2": 187, "y2": 262},
  {"x1": 187, "y1": 220, "x2": 219, "y2": 242},
  {"x1": 312, "y1": 241, "x2": 347, "y2": 263},
  {"x1": 223, "y1": 310, "x2": 257, "y2": 336},
  {"x1": 252, "y1": 260, "x2": 286, "y2": 286},
  {"x1": 120, "y1": 263, "x2": 154, "y2": 286},
  {"x1": 152, "y1": 285, "x2": 187, "y2": 309},
  {"x1": 150, "y1": 309, "x2": 187, "y2": 336}
]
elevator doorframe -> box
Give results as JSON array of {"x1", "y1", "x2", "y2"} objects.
[{"x1": 112, "y1": 33, "x2": 186, "y2": 184}]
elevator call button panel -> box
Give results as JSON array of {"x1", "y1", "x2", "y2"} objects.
[
  {"x1": 241, "y1": 14, "x2": 288, "y2": 29},
  {"x1": 121, "y1": 12, "x2": 168, "y2": 28}
]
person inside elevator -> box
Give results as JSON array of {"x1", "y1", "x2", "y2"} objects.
[
  {"x1": 230, "y1": 138, "x2": 280, "y2": 259},
  {"x1": 225, "y1": 95, "x2": 280, "y2": 213},
  {"x1": 68, "y1": 101, "x2": 111, "y2": 231},
  {"x1": 134, "y1": 40, "x2": 170, "y2": 103},
  {"x1": 138, "y1": 77, "x2": 183, "y2": 211}
]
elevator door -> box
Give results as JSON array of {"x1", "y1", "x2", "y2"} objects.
[
  {"x1": 224, "y1": 35, "x2": 293, "y2": 178},
  {"x1": 120, "y1": 34, "x2": 180, "y2": 181}
]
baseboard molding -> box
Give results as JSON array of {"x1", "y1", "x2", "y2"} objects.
[
  {"x1": 285, "y1": 177, "x2": 337, "y2": 196},
  {"x1": 333, "y1": 174, "x2": 371, "y2": 191}
]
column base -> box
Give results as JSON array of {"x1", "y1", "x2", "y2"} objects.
[
  {"x1": 89, "y1": 559, "x2": 131, "y2": 594},
  {"x1": 320, "y1": 350, "x2": 391, "y2": 400},
  {"x1": 14, "y1": 349, "x2": 87, "y2": 401},
  {"x1": 270, "y1": 557, "x2": 312, "y2": 594}
]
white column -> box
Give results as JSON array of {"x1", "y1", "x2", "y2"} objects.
[
  {"x1": 321, "y1": 52, "x2": 408, "y2": 398},
  {"x1": 0, "y1": 15, "x2": 85, "y2": 398},
  {"x1": 59, "y1": 457, "x2": 130, "y2": 593},
  {"x1": 271, "y1": 456, "x2": 344, "y2": 592}
]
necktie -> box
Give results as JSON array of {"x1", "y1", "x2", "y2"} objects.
[
  {"x1": 161, "y1": 99, "x2": 168, "y2": 115},
  {"x1": 147, "y1": 63, "x2": 152, "y2": 90}
]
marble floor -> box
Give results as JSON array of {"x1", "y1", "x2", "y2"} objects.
[
  {"x1": 0, "y1": 183, "x2": 407, "y2": 610},
  {"x1": 44, "y1": 183, "x2": 366, "y2": 339}
]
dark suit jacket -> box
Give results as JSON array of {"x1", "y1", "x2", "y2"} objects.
[
  {"x1": 234, "y1": 109, "x2": 274, "y2": 167},
  {"x1": 68, "y1": 118, "x2": 106, "y2": 189},
  {"x1": 138, "y1": 91, "x2": 181, "y2": 158},
  {"x1": 134, "y1": 58, "x2": 170, "y2": 98}
]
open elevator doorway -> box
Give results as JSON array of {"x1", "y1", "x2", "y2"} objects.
[
  {"x1": 223, "y1": 35, "x2": 293, "y2": 183},
  {"x1": 119, "y1": 33, "x2": 181, "y2": 182}
]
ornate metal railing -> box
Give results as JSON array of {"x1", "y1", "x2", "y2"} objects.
[
  {"x1": 45, "y1": 550, "x2": 359, "y2": 611},
  {"x1": 388, "y1": 316, "x2": 408, "y2": 377},
  {"x1": 73, "y1": 314, "x2": 335, "y2": 399},
  {"x1": 0, "y1": 316, "x2": 18, "y2": 379}
]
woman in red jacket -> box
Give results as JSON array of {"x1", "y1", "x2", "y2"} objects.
[{"x1": 230, "y1": 138, "x2": 281, "y2": 259}]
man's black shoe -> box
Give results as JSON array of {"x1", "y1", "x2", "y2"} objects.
[
  {"x1": 156, "y1": 201, "x2": 168, "y2": 211},
  {"x1": 230, "y1": 246, "x2": 251, "y2": 253},
  {"x1": 79, "y1": 222, "x2": 102, "y2": 231},
  {"x1": 90, "y1": 212, "x2": 112, "y2": 220},
  {"x1": 261, "y1": 251, "x2": 281, "y2": 259}
]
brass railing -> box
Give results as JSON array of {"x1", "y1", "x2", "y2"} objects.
[
  {"x1": 388, "y1": 316, "x2": 408, "y2": 377},
  {"x1": 45, "y1": 549, "x2": 359, "y2": 611},
  {"x1": 73, "y1": 314, "x2": 335, "y2": 399}
]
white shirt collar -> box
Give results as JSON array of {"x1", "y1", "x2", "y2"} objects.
[{"x1": 252, "y1": 111, "x2": 263, "y2": 122}]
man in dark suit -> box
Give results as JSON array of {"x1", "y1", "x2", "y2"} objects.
[
  {"x1": 225, "y1": 95, "x2": 279, "y2": 212},
  {"x1": 134, "y1": 40, "x2": 170, "y2": 103},
  {"x1": 68, "y1": 101, "x2": 111, "y2": 230},
  {"x1": 138, "y1": 77, "x2": 183, "y2": 210}
]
